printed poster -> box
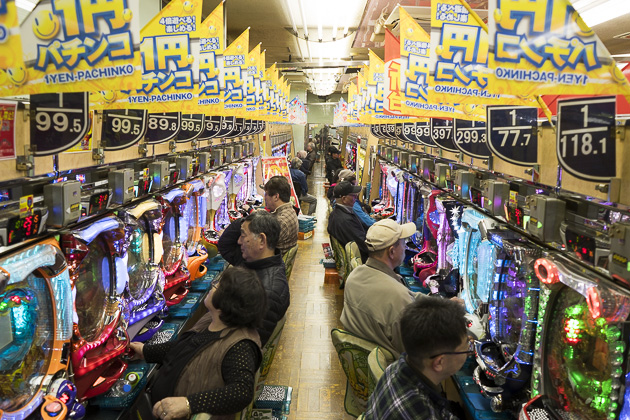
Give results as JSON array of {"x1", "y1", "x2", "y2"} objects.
[
  {"x1": 0, "y1": 101, "x2": 16, "y2": 159},
  {"x1": 260, "y1": 156, "x2": 301, "y2": 212},
  {"x1": 1, "y1": 0, "x2": 142, "y2": 96}
]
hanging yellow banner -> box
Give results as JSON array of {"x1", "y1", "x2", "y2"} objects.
[
  {"x1": 347, "y1": 81, "x2": 359, "y2": 125},
  {"x1": 367, "y1": 50, "x2": 385, "y2": 123},
  {"x1": 1, "y1": 0, "x2": 141, "y2": 96},
  {"x1": 258, "y1": 50, "x2": 267, "y2": 116},
  {"x1": 91, "y1": 0, "x2": 203, "y2": 111},
  {"x1": 194, "y1": 1, "x2": 225, "y2": 115},
  {"x1": 0, "y1": 0, "x2": 21, "y2": 72},
  {"x1": 400, "y1": 7, "x2": 485, "y2": 121},
  {"x1": 430, "y1": 0, "x2": 536, "y2": 106},
  {"x1": 245, "y1": 43, "x2": 262, "y2": 117},
  {"x1": 488, "y1": 0, "x2": 630, "y2": 103},
  {"x1": 223, "y1": 28, "x2": 249, "y2": 117}
]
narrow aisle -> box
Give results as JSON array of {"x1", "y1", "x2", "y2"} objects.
[{"x1": 264, "y1": 160, "x2": 354, "y2": 419}]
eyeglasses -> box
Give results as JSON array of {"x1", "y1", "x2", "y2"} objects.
[{"x1": 429, "y1": 340, "x2": 475, "y2": 359}]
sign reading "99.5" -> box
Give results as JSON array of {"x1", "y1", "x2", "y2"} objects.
[{"x1": 557, "y1": 97, "x2": 616, "y2": 182}]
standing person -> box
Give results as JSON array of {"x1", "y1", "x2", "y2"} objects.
[
  {"x1": 289, "y1": 157, "x2": 317, "y2": 216},
  {"x1": 217, "y1": 211, "x2": 290, "y2": 346},
  {"x1": 327, "y1": 181, "x2": 369, "y2": 262},
  {"x1": 325, "y1": 146, "x2": 343, "y2": 184},
  {"x1": 364, "y1": 298, "x2": 469, "y2": 420},
  {"x1": 128, "y1": 266, "x2": 267, "y2": 419}
]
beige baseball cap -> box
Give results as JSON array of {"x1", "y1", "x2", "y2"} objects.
[
  {"x1": 337, "y1": 169, "x2": 355, "y2": 182},
  {"x1": 365, "y1": 219, "x2": 417, "y2": 251}
]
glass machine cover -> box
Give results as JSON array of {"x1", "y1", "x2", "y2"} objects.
[
  {"x1": 181, "y1": 179, "x2": 209, "y2": 282},
  {"x1": 0, "y1": 240, "x2": 74, "y2": 420},
  {"x1": 61, "y1": 216, "x2": 129, "y2": 400},
  {"x1": 201, "y1": 171, "x2": 228, "y2": 250},
  {"x1": 521, "y1": 254, "x2": 630, "y2": 420}
]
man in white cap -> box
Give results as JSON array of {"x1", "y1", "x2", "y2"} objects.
[{"x1": 340, "y1": 219, "x2": 428, "y2": 358}]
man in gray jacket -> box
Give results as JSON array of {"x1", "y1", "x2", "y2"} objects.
[{"x1": 340, "y1": 219, "x2": 424, "y2": 358}]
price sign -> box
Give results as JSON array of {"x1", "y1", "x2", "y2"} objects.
[
  {"x1": 557, "y1": 97, "x2": 616, "y2": 181},
  {"x1": 430, "y1": 119, "x2": 457, "y2": 152},
  {"x1": 395, "y1": 123, "x2": 405, "y2": 141},
  {"x1": 242, "y1": 119, "x2": 253, "y2": 136},
  {"x1": 30, "y1": 93, "x2": 90, "y2": 156},
  {"x1": 225, "y1": 118, "x2": 245, "y2": 138},
  {"x1": 176, "y1": 114, "x2": 205, "y2": 143},
  {"x1": 199, "y1": 116, "x2": 222, "y2": 140},
  {"x1": 415, "y1": 122, "x2": 434, "y2": 147},
  {"x1": 254, "y1": 120, "x2": 266, "y2": 134},
  {"x1": 88, "y1": 191, "x2": 110, "y2": 215},
  {"x1": 384, "y1": 123, "x2": 398, "y2": 140},
  {"x1": 370, "y1": 125, "x2": 381, "y2": 138},
  {"x1": 487, "y1": 106, "x2": 538, "y2": 166},
  {"x1": 454, "y1": 120, "x2": 490, "y2": 158},
  {"x1": 401, "y1": 123, "x2": 420, "y2": 144},
  {"x1": 102, "y1": 109, "x2": 148, "y2": 151},
  {"x1": 217, "y1": 116, "x2": 236, "y2": 137},
  {"x1": 6, "y1": 211, "x2": 42, "y2": 246},
  {"x1": 146, "y1": 113, "x2": 181, "y2": 144}
]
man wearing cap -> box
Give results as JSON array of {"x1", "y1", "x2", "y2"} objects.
[
  {"x1": 327, "y1": 181, "x2": 369, "y2": 263},
  {"x1": 341, "y1": 219, "x2": 427, "y2": 358},
  {"x1": 325, "y1": 146, "x2": 343, "y2": 184}
]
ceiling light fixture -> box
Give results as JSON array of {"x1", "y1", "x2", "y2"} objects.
[
  {"x1": 573, "y1": 0, "x2": 630, "y2": 27},
  {"x1": 15, "y1": 0, "x2": 36, "y2": 11},
  {"x1": 298, "y1": 0, "x2": 309, "y2": 40},
  {"x1": 285, "y1": 0, "x2": 299, "y2": 36}
]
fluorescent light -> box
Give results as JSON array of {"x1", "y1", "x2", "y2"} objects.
[
  {"x1": 298, "y1": 0, "x2": 309, "y2": 39},
  {"x1": 612, "y1": 53, "x2": 630, "y2": 58},
  {"x1": 285, "y1": 0, "x2": 298, "y2": 35},
  {"x1": 575, "y1": 0, "x2": 630, "y2": 27},
  {"x1": 15, "y1": 0, "x2": 36, "y2": 11},
  {"x1": 317, "y1": 8, "x2": 323, "y2": 42}
]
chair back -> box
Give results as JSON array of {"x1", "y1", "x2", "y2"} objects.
[
  {"x1": 282, "y1": 244, "x2": 299, "y2": 280},
  {"x1": 345, "y1": 241, "x2": 362, "y2": 274},
  {"x1": 367, "y1": 346, "x2": 395, "y2": 394},
  {"x1": 331, "y1": 328, "x2": 379, "y2": 418},
  {"x1": 329, "y1": 236, "x2": 348, "y2": 288},
  {"x1": 258, "y1": 315, "x2": 287, "y2": 386}
]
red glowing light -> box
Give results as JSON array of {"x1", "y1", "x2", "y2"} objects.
[
  {"x1": 534, "y1": 258, "x2": 560, "y2": 284},
  {"x1": 586, "y1": 287, "x2": 602, "y2": 319}
]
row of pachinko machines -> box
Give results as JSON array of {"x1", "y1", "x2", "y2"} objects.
[
  {"x1": 373, "y1": 158, "x2": 630, "y2": 420},
  {"x1": 0, "y1": 159, "x2": 260, "y2": 420}
]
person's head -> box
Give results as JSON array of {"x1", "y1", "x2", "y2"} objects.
[
  {"x1": 401, "y1": 298, "x2": 469, "y2": 383},
  {"x1": 336, "y1": 169, "x2": 355, "y2": 184},
  {"x1": 328, "y1": 146, "x2": 340, "y2": 158},
  {"x1": 365, "y1": 219, "x2": 416, "y2": 269},
  {"x1": 206, "y1": 266, "x2": 267, "y2": 329},
  {"x1": 237, "y1": 211, "x2": 280, "y2": 261},
  {"x1": 290, "y1": 157, "x2": 303, "y2": 169},
  {"x1": 307, "y1": 142, "x2": 315, "y2": 152},
  {"x1": 297, "y1": 150, "x2": 308, "y2": 159},
  {"x1": 333, "y1": 181, "x2": 361, "y2": 207},
  {"x1": 263, "y1": 175, "x2": 291, "y2": 210}
]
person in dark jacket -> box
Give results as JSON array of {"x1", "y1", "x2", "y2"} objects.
[
  {"x1": 325, "y1": 146, "x2": 343, "y2": 184},
  {"x1": 296, "y1": 150, "x2": 311, "y2": 175},
  {"x1": 306, "y1": 142, "x2": 318, "y2": 164},
  {"x1": 218, "y1": 211, "x2": 290, "y2": 346},
  {"x1": 327, "y1": 181, "x2": 369, "y2": 263},
  {"x1": 289, "y1": 157, "x2": 317, "y2": 216},
  {"x1": 128, "y1": 266, "x2": 267, "y2": 419}
]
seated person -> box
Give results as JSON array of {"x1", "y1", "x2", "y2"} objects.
[
  {"x1": 262, "y1": 176, "x2": 299, "y2": 255},
  {"x1": 129, "y1": 266, "x2": 267, "y2": 419},
  {"x1": 217, "y1": 211, "x2": 290, "y2": 346},
  {"x1": 289, "y1": 157, "x2": 317, "y2": 216},
  {"x1": 327, "y1": 181, "x2": 369, "y2": 263},
  {"x1": 327, "y1": 170, "x2": 376, "y2": 229},
  {"x1": 326, "y1": 169, "x2": 354, "y2": 200},
  {"x1": 364, "y1": 297, "x2": 469, "y2": 420},
  {"x1": 296, "y1": 150, "x2": 311, "y2": 175},
  {"x1": 341, "y1": 219, "x2": 424, "y2": 357},
  {"x1": 325, "y1": 146, "x2": 343, "y2": 184}
]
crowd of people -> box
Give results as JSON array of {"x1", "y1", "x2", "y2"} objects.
[{"x1": 128, "y1": 134, "x2": 469, "y2": 420}]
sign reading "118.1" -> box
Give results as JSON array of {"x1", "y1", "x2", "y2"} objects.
[{"x1": 557, "y1": 97, "x2": 616, "y2": 182}]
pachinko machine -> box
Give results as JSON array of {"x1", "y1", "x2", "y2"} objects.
[
  {"x1": 201, "y1": 172, "x2": 228, "y2": 251},
  {"x1": 227, "y1": 163, "x2": 247, "y2": 222},
  {"x1": 116, "y1": 200, "x2": 166, "y2": 342},
  {"x1": 0, "y1": 239, "x2": 81, "y2": 419},
  {"x1": 372, "y1": 162, "x2": 395, "y2": 219},
  {"x1": 61, "y1": 217, "x2": 129, "y2": 401},
  {"x1": 181, "y1": 180, "x2": 209, "y2": 282},
  {"x1": 346, "y1": 140, "x2": 357, "y2": 170},
  {"x1": 520, "y1": 253, "x2": 630, "y2": 420}
]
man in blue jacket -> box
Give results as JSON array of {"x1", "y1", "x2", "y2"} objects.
[{"x1": 289, "y1": 157, "x2": 317, "y2": 216}]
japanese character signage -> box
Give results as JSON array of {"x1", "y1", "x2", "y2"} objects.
[
  {"x1": 0, "y1": 101, "x2": 16, "y2": 160},
  {"x1": 2, "y1": 0, "x2": 141, "y2": 96},
  {"x1": 334, "y1": 98, "x2": 349, "y2": 126},
  {"x1": 487, "y1": 106, "x2": 538, "y2": 166},
  {"x1": 102, "y1": 109, "x2": 148, "y2": 150},
  {"x1": 383, "y1": 29, "x2": 404, "y2": 116},
  {"x1": 195, "y1": 2, "x2": 224, "y2": 115},
  {"x1": 399, "y1": 7, "x2": 486, "y2": 121},
  {"x1": 30, "y1": 92, "x2": 90, "y2": 155},
  {"x1": 556, "y1": 97, "x2": 616, "y2": 181},
  {"x1": 245, "y1": 44, "x2": 262, "y2": 117},
  {"x1": 430, "y1": 0, "x2": 535, "y2": 106},
  {"x1": 367, "y1": 50, "x2": 385, "y2": 122},
  {"x1": 453, "y1": 120, "x2": 491, "y2": 158},
  {"x1": 488, "y1": 0, "x2": 630, "y2": 101},
  {"x1": 223, "y1": 28, "x2": 249, "y2": 116}
]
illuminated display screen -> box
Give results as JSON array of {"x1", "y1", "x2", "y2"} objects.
[
  {"x1": 6, "y1": 211, "x2": 42, "y2": 246},
  {"x1": 88, "y1": 191, "x2": 110, "y2": 216},
  {"x1": 565, "y1": 228, "x2": 596, "y2": 265},
  {"x1": 470, "y1": 188, "x2": 483, "y2": 206},
  {"x1": 543, "y1": 288, "x2": 626, "y2": 418},
  {"x1": 0, "y1": 276, "x2": 54, "y2": 413},
  {"x1": 162, "y1": 210, "x2": 180, "y2": 274},
  {"x1": 75, "y1": 237, "x2": 111, "y2": 343},
  {"x1": 137, "y1": 178, "x2": 151, "y2": 197},
  {"x1": 507, "y1": 205, "x2": 524, "y2": 228},
  {"x1": 170, "y1": 171, "x2": 179, "y2": 185}
]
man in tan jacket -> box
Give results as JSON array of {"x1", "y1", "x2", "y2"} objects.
[{"x1": 340, "y1": 219, "x2": 426, "y2": 358}]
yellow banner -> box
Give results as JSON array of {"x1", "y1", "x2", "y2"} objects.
[
  {"x1": 194, "y1": 1, "x2": 225, "y2": 115},
  {"x1": 245, "y1": 43, "x2": 262, "y2": 117},
  {"x1": 91, "y1": 0, "x2": 203, "y2": 111},
  {"x1": 347, "y1": 81, "x2": 359, "y2": 125},
  {"x1": 223, "y1": 28, "x2": 249, "y2": 117},
  {"x1": 367, "y1": 50, "x2": 385, "y2": 123},
  {"x1": 399, "y1": 7, "x2": 485, "y2": 121},
  {"x1": 430, "y1": 0, "x2": 536, "y2": 106},
  {"x1": 258, "y1": 50, "x2": 267, "y2": 116},
  {"x1": 1, "y1": 0, "x2": 141, "y2": 96},
  {"x1": 0, "y1": 0, "x2": 21, "y2": 73},
  {"x1": 488, "y1": 0, "x2": 630, "y2": 102}
]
